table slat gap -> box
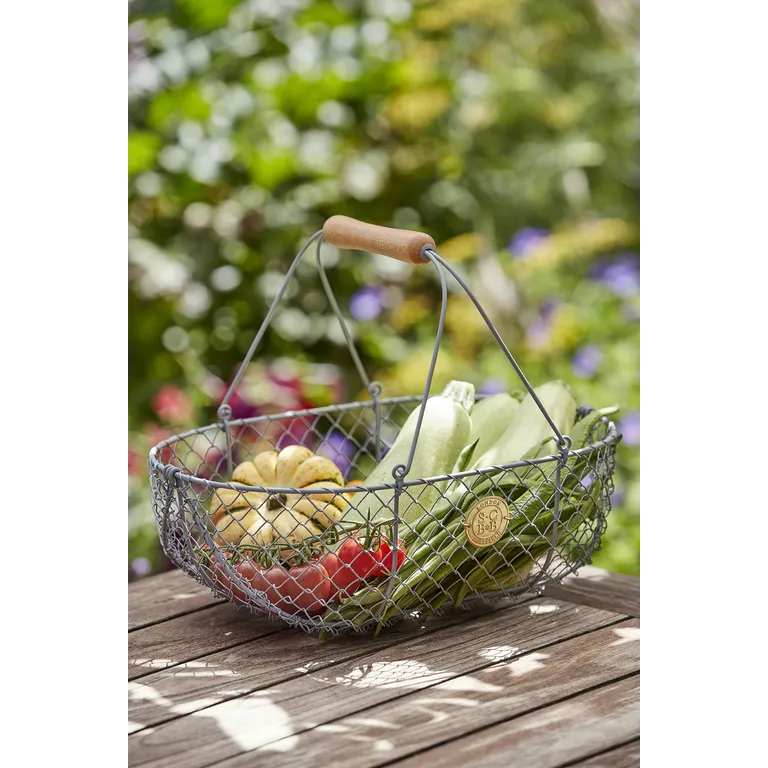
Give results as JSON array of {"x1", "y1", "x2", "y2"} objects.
[
  {"x1": 129, "y1": 570, "x2": 222, "y2": 630},
  {"x1": 203, "y1": 619, "x2": 638, "y2": 768},
  {"x1": 128, "y1": 602, "x2": 628, "y2": 768},
  {"x1": 379, "y1": 674, "x2": 640, "y2": 768},
  {"x1": 557, "y1": 738, "x2": 640, "y2": 768},
  {"x1": 129, "y1": 596, "x2": 538, "y2": 731}
]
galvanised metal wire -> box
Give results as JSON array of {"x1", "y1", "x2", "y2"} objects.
[{"x1": 148, "y1": 231, "x2": 621, "y2": 635}]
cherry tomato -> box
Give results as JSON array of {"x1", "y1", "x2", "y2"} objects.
[
  {"x1": 376, "y1": 538, "x2": 407, "y2": 575},
  {"x1": 275, "y1": 563, "x2": 331, "y2": 617},
  {"x1": 318, "y1": 551, "x2": 362, "y2": 601},
  {"x1": 210, "y1": 557, "x2": 259, "y2": 605},
  {"x1": 250, "y1": 564, "x2": 290, "y2": 604},
  {"x1": 337, "y1": 536, "x2": 379, "y2": 580}
]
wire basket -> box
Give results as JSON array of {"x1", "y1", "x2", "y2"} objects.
[{"x1": 148, "y1": 216, "x2": 621, "y2": 636}]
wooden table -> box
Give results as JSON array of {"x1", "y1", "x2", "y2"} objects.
[{"x1": 129, "y1": 566, "x2": 639, "y2": 768}]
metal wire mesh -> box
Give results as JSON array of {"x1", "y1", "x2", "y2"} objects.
[
  {"x1": 148, "y1": 396, "x2": 619, "y2": 635},
  {"x1": 147, "y1": 227, "x2": 621, "y2": 636}
]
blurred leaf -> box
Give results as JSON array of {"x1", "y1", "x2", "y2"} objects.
[
  {"x1": 436, "y1": 232, "x2": 484, "y2": 262},
  {"x1": 128, "y1": 0, "x2": 640, "y2": 577},
  {"x1": 128, "y1": 131, "x2": 161, "y2": 175},
  {"x1": 147, "y1": 82, "x2": 210, "y2": 132},
  {"x1": 174, "y1": 0, "x2": 240, "y2": 30}
]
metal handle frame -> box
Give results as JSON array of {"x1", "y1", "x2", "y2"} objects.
[{"x1": 215, "y1": 229, "x2": 572, "y2": 616}]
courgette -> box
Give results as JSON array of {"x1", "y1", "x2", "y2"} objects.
[{"x1": 342, "y1": 380, "x2": 475, "y2": 526}]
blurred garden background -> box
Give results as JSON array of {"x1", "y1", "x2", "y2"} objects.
[{"x1": 128, "y1": 0, "x2": 639, "y2": 580}]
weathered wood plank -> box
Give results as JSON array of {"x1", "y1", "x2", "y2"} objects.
[
  {"x1": 544, "y1": 566, "x2": 639, "y2": 617},
  {"x1": 233, "y1": 619, "x2": 639, "y2": 767},
  {"x1": 129, "y1": 598, "x2": 624, "y2": 768},
  {"x1": 570, "y1": 740, "x2": 640, "y2": 767},
  {"x1": 390, "y1": 674, "x2": 639, "y2": 768},
  {"x1": 129, "y1": 603, "x2": 285, "y2": 680},
  {"x1": 129, "y1": 597, "x2": 533, "y2": 731},
  {"x1": 129, "y1": 570, "x2": 221, "y2": 631}
]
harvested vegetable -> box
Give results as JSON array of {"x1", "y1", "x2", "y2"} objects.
[
  {"x1": 210, "y1": 555, "x2": 262, "y2": 606},
  {"x1": 468, "y1": 380, "x2": 577, "y2": 471},
  {"x1": 337, "y1": 535, "x2": 380, "y2": 580},
  {"x1": 209, "y1": 445, "x2": 348, "y2": 548},
  {"x1": 464, "y1": 393, "x2": 520, "y2": 465},
  {"x1": 343, "y1": 380, "x2": 475, "y2": 526},
  {"x1": 316, "y1": 551, "x2": 359, "y2": 600},
  {"x1": 274, "y1": 562, "x2": 331, "y2": 617},
  {"x1": 319, "y1": 386, "x2": 619, "y2": 633}
]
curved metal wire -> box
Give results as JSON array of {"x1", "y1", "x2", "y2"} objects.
[
  {"x1": 315, "y1": 236, "x2": 372, "y2": 391},
  {"x1": 376, "y1": 249, "x2": 450, "y2": 618},
  {"x1": 425, "y1": 247, "x2": 567, "y2": 448},
  {"x1": 218, "y1": 231, "x2": 385, "y2": 477},
  {"x1": 149, "y1": 408, "x2": 618, "y2": 634},
  {"x1": 147, "y1": 228, "x2": 619, "y2": 635}
]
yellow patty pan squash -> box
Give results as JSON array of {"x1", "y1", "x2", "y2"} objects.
[{"x1": 209, "y1": 445, "x2": 350, "y2": 548}]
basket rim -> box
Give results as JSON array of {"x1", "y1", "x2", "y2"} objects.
[{"x1": 148, "y1": 395, "x2": 621, "y2": 494}]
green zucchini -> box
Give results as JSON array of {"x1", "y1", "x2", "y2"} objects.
[
  {"x1": 342, "y1": 380, "x2": 475, "y2": 527},
  {"x1": 465, "y1": 393, "x2": 520, "y2": 464},
  {"x1": 469, "y1": 380, "x2": 577, "y2": 471}
]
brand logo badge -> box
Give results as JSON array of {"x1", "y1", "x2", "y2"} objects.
[{"x1": 463, "y1": 496, "x2": 510, "y2": 547}]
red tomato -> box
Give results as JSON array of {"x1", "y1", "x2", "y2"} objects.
[
  {"x1": 337, "y1": 536, "x2": 379, "y2": 580},
  {"x1": 250, "y1": 564, "x2": 290, "y2": 604},
  {"x1": 275, "y1": 563, "x2": 331, "y2": 617},
  {"x1": 377, "y1": 538, "x2": 407, "y2": 575},
  {"x1": 318, "y1": 551, "x2": 362, "y2": 601},
  {"x1": 210, "y1": 557, "x2": 260, "y2": 605}
]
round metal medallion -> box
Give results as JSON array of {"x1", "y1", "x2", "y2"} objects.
[{"x1": 463, "y1": 496, "x2": 510, "y2": 547}]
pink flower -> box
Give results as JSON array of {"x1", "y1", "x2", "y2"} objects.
[
  {"x1": 152, "y1": 385, "x2": 194, "y2": 424},
  {"x1": 145, "y1": 424, "x2": 174, "y2": 465},
  {"x1": 128, "y1": 447, "x2": 144, "y2": 477}
]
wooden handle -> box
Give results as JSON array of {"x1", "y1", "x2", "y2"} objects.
[{"x1": 322, "y1": 215, "x2": 435, "y2": 264}]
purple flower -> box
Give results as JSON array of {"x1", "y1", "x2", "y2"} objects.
[
  {"x1": 610, "y1": 488, "x2": 625, "y2": 508},
  {"x1": 525, "y1": 317, "x2": 550, "y2": 349},
  {"x1": 223, "y1": 391, "x2": 260, "y2": 420},
  {"x1": 350, "y1": 286, "x2": 386, "y2": 321},
  {"x1": 316, "y1": 431, "x2": 357, "y2": 478},
  {"x1": 591, "y1": 253, "x2": 640, "y2": 298},
  {"x1": 479, "y1": 378, "x2": 507, "y2": 395},
  {"x1": 131, "y1": 557, "x2": 152, "y2": 577},
  {"x1": 507, "y1": 227, "x2": 549, "y2": 259},
  {"x1": 580, "y1": 471, "x2": 596, "y2": 489},
  {"x1": 572, "y1": 345, "x2": 603, "y2": 379},
  {"x1": 540, "y1": 297, "x2": 561, "y2": 320},
  {"x1": 619, "y1": 411, "x2": 640, "y2": 447}
]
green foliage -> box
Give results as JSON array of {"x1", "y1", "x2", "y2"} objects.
[
  {"x1": 128, "y1": 0, "x2": 639, "y2": 579},
  {"x1": 128, "y1": 131, "x2": 161, "y2": 176}
]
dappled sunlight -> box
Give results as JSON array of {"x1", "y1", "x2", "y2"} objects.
[
  {"x1": 402, "y1": 696, "x2": 479, "y2": 725},
  {"x1": 611, "y1": 626, "x2": 640, "y2": 646},
  {"x1": 128, "y1": 681, "x2": 174, "y2": 710},
  {"x1": 312, "y1": 659, "x2": 453, "y2": 690},
  {"x1": 252, "y1": 647, "x2": 553, "y2": 757},
  {"x1": 434, "y1": 676, "x2": 502, "y2": 693},
  {"x1": 188, "y1": 694, "x2": 299, "y2": 753},
  {"x1": 169, "y1": 659, "x2": 238, "y2": 678},
  {"x1": 173, "y1": 668, "x2": 236, "y2": 678},
  {"x1": 131, "y1": 657, "x2": 180, "y2": 671},
  {"x1": 131, "y1": 655, "x2": 241, "y2": 677},
  {"x1": 293, "y1": 660, "x2": 326, "y2": 674},
  {"x1": 478, "y1": 644, "x2": 520, "y2": 662},
  {"x1": 487, "y1": 651, "x2": 551, "y2": 678},
  {"x1": 281, "y1": 722, "x2": 395, "y2": 753},
  {"x1": 529, "y1": 603, "x2": 560, "y2": 615}
]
